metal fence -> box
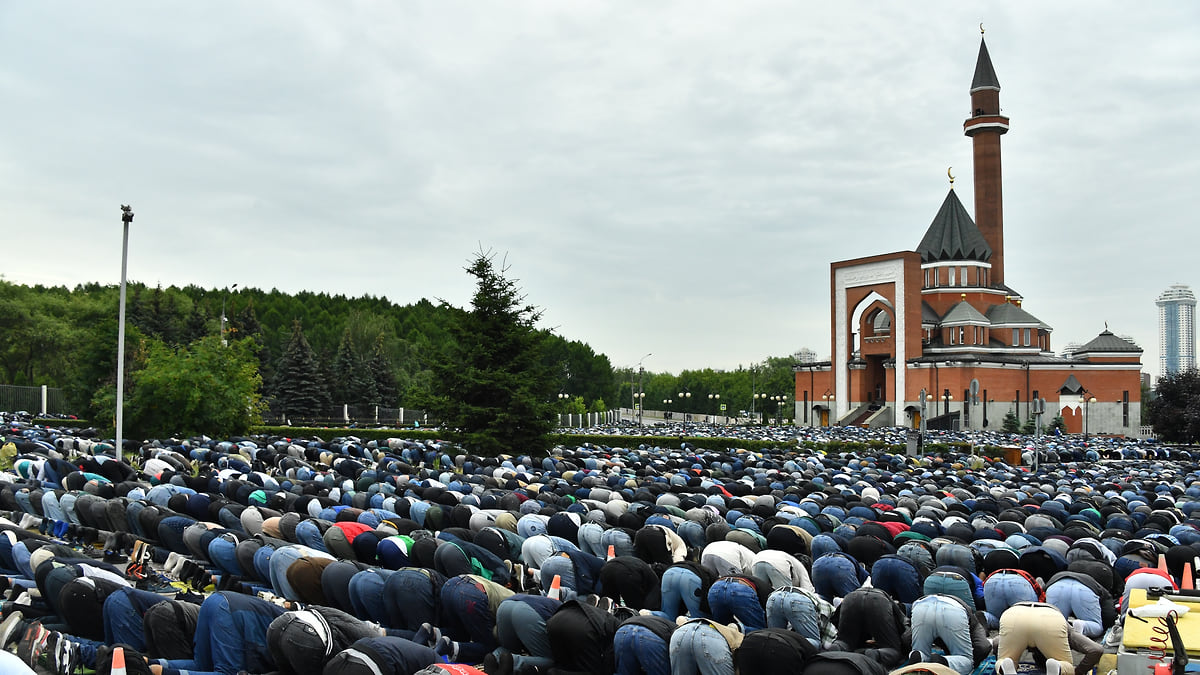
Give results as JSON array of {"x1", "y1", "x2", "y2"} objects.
[
  {"x1": 260, "y1": 405, "x2": 434, "y2": 429},
  {"x1": 0, "y1": 385, "x2": 71, "y2": 416}
]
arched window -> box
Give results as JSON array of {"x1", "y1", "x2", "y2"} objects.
[{"x1": 871, "y1": 310, "x2": 891, "y2": 335}]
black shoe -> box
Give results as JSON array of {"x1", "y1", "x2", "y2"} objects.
[{"x1": 484, "y1": 650, "x2": 514, "y2": 675}]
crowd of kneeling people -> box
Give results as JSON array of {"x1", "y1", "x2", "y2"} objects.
[{"x1": 0, "y1": 426, "x2": 1196, "y2": 675}]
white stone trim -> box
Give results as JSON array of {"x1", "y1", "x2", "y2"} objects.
[{"x1": 834, "y1": 259, "x2": 906, "y2": 419}]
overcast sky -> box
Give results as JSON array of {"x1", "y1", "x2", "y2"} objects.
[{"x1": 3, "y1": 2, "x2": 1198, "y2": 376}]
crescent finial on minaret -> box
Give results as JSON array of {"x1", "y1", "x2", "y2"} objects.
[
  {"x1": 948, "y1": 166, "x2": 955, "y2": 188},
  {"x1": 980, "y1": 23, "x2": 985, "y2": 34}
]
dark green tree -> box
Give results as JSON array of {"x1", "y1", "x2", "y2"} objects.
[
  {"x1": 1046, "y1": 414, "x2": 1067, "y2": 434},
  {"x1": 1148, "y1": 369, "x2": 1200, "y2": 442},
  {"x1": 1001, "y1": 410, "x2": 1021, "y2": 434},
  {"x1": 332, "y1": 327, "x2": 377, "y2": 406},
  {"x1": 368, "y1": 334, "x2": 398, "y2": 407},
  {"x1": 426, "y1": 251, "x2": 556, "y2": 455},
  {"x1": 272, "y1": 320, "x2": 330, "y2": 422}
]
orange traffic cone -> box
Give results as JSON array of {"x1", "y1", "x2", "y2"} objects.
[
  {"x1": 1158, "y1": 554, "x2": 1169, "y2": 574},
  {"x1": 1184, "y1": 562, "x2": 1195, "y2": 591},
  {"x1": 607, "y1": 545, "x2": 616, "y2": 561},
  {"x1": 111, "y1": 646, "x2": 127, "y2": 675},
  {"x1": 547, "y1": 574, "x2": 563, "y2": 601}
]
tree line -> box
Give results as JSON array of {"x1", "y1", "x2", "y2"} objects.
[{"x1": 0, "y1": 277, "x2": 806, "y2": 438}]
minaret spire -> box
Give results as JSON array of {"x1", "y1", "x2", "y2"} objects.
[{"x1": 963, "y1": 34, "x2": 1009, "y2": 286}]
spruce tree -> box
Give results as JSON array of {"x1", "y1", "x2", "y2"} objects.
[
  {"x1": 272, "y1": 320, "x2": 330, "y2": 422},
  {"x1": 369, "y1": 334, "x2": 398, "y2": 407},
  {"x1": 427, "y1": 250, "x2": 556, "y2": 455},
  {"x1": 332, "y1": 327, "x2": 377, "y2": 406}
]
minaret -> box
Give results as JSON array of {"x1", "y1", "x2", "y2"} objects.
[{"x1": 963, "y1": 35, "x2": 1009, "y2": 287}]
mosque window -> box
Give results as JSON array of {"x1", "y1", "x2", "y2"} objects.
[
  {"x1": 871, "y1": 310, "x2": 891, "y2": 335},
  {"x1": 1012, "y1": 329, "x2": 1019, "y2": 346},
  {"x1": 1023, "y1": 328, "x2": 1031, "y2": 346},
  {"x1": 949, "y1": 328, "x2": 956, "y2": 345},
  {"x1": 959, "y1": 327, "x2": 965, "y2": 344},
  {"x1": 948, "y1": 267, "x2": 956, "y2": 286}
]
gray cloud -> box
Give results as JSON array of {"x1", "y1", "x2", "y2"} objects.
[{"x1": 2, "y1": 1, "x2": 1197, "y2": 375}]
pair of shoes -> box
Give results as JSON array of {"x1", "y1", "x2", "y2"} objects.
[
  {"x1": 483, "y1": 650, "x2": 514, "y2": 675},
  {"x1": 49, "y1": 631, "x2": 79, "y2": 675},
  {"x1": 435, "y1": 635, "x2": 460, "y2": 661},
  {"x1": 16, "y1": 621, "x2": 49, "y2": 667},
  {"x1": 996, "y1": 657, "x2": 1017, "y2": 675}
]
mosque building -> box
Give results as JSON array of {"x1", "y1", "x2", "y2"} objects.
[{"x1": 794, "y1": 35, "x2": 1143, "y2": 436}]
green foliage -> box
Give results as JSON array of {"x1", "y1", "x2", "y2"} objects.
[
  {"x1": 1148, "y1": 369, "x2": 1200, "y2": 442},
  {"x1": 332, "y1": 327, "x2": 378, "y2": 406},
  {"x1": 1046, "y1": 414, "x2": 1066, "y2": 434},
  {"x1": 1020, "y1": 417, "x2": 1037, "y2": 435},
  {"x1": 272, "y1": 321, "x2": 331, "y2": 422},
  {"x1": 93, "y1": 335, "x2": 265, "y2": 438},
  {"x1": 1001, "y1": 410, "x2": 1021, "y2": 434},
  {"x1": 425, "y1": 251, "x2": 557, "y2": 456}
]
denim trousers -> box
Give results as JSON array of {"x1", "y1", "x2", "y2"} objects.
[
  {"x1": 765, "y1": 589, "x2": 823, "y2": 648},
  {"x1": 615, "y1": 624, "x2": 671, "y2": 675},
  {"x1": 812, "y1": 554, "x2": 863, "y2": 601},
  {"x1": 495, "y1": 598, "x2": 556, "y2": 671},
  {"x1": 983, "y1": 572, "x2": 1038, "y2": 629},
  {"x1": 383, "y1": 569, "x2": 440, "y2": 630},
  {"x1": 669, "y1": 622, "x2": 734, "y2": 675},
  {"x1": 910, "y1": 595, "x2": 973, "y2": 675},
  {"x1": 1045, "y1": 579, "x2": 1103, "y2": 638},
  {"x1": 656, "y1": 566, "x2": 707, "y2": 621},
  {"x1": 707, "y1": 579, "x2": 765, "y2": 631}
]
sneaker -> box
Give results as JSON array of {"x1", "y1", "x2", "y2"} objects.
[
  {"x1": 0, "y1": 609, "x2": 24, "y2": 648},
  {"x1": 1046, "y1": 660, "x2": 1061, "y2": 675},
  {"x1": 51, "y1": 631, "x2": 79, "y2": 675},
  {"x1": 996, "y1": 657, "x2": 1017, "y2": 675},
  {"x1": 17, "y1": 621, "x2": 49, "y2": 667},
  {"x1": 907, "y1": 650, "x2": 925, "y2": 666},
  {"x1": 414, "y1": 622, "x2": 434, "y2": 647}
]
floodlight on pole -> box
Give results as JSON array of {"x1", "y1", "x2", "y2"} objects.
[{"x1": 115, "y1": 205, "x2": 134, "y2": 463}]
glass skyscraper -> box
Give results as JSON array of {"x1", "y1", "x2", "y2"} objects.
[{"x1": 1157, "y1": 284, "x2": 1196, "y2": 378}]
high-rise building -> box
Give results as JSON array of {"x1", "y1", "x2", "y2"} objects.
[{"x1": 1157, "y1": 284, "x2": 1196, "y2": 378}]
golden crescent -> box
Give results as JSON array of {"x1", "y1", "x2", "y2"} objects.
[
  {"x1": 948, "y1": 166, "x2": 955, "y2": 181},
  {"x1": 980, "y1": 23, "x2": 985, "y2": 34}
]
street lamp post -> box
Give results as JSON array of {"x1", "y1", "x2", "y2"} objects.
[
  {"x1": 943, "y1": 389, "x2": 954, "y2": 430},
  {"x1": 678, "y1": 391, "x2": 691, "y2": 420},
  {"x1": 115, "y1": 205, "x2": 134, "y2": 463},
  {"x1": 770, "y1": 395, "x2": 787, "y2": 425},
  {"x1": 221, "y1": 283, "x2": 239, "y2": 346},
  {"x1": 707, "y1": 393, "x2": 720, "y2": 422},
  {"x1": 821, "y1": 390, "x2": 834, "y2": 426},
  {"x1": 636, "y1": 353, "x2": 651, "y2": 426},
  {"x1": 1080, "y1": 391, "x2": 1098, "y2": 444}
]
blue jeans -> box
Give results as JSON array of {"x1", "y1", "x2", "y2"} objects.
[
  {"x1": 615, "y1": 624, "x2": 670, "y2": 675},
  {"x1": 812, "y1": 554, "x2": 864, "y2": 601},
  {"x1": 983, "y1": 572, "x2": 1038, "y2": 629},
  {"x1": 669, "y1": 621, "x2": 734, "y2": 675},
  {"x1": 440, "y1": 575, "x2": 499, "y2": 664},
  {"x1": 1045, "y1": 578, "x2": 1103, "y2": 637},
  {"x1": 766, "y1": 589, "x2": 823, "y2": 648},
  {"x1": 349, "y1": 568, "x2": 395, "y2": 623},
  {"x1": 539, "y1": 555, "x2": 578, "y2": 602},
  {"x1": 656, "y1": 567, "x2": 708, "y2": 621},
  {"x1": 870, "y1": 557, "x2": 923, "y2": 605},
  {"x1": 911, "y1": 595, "x2": 973, "y2": 675},
  {"x1": 707, "y1": 579, "x2": 766, "y2": 631},
  {"x1": 383, "y1": 569, "x2": 440, "y2": 630},
  {"x1": 495, "y1": 597, "x2": 558, "y2": 671}
]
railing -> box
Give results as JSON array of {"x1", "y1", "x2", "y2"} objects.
[
  {"x1": 0, "y1": 385, "x2": 71, "y2": 416},
  {"x1": 260, "y1": 405, "x2": 434, "y2": 428}
]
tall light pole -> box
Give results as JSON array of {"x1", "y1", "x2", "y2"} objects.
[
  {"x1": 708, "y1": 393, "x2": 720, "y2": 422},
  {"x1": 636, "y1": 353, "x2": 651, "y2": 426},
  {"x1": 221, "y1": 283, "x2": 239, "y2": 345},
  {"x1": 1080, "y1": 390, "x2": 1097, "y2": 444},
  {"x1": 115, "y1": 205, "x2": 134, "y2": 463}
]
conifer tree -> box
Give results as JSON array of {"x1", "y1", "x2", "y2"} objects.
[
  {"x1": 427, "y1": 250, "x2": 555, "y2": 455},
  {"x1": 332, "y1": 327, "x2": 377, "y2": 406},
  {"x1": 272, "y1": 320, "x2": 330, "y2": 422},
  {"x1": 369, "y1": 334, "x2": 398, "y2": 407}
]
